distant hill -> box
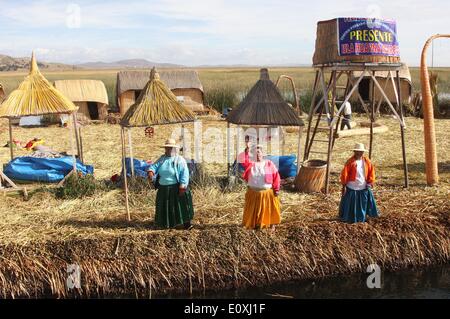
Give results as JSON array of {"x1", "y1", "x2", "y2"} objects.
[
  {"x1": 0, "y1": 54, "x2": 76, "y2": 71},
  {"x1": 77, "y1": 59, "x2": 184, "y2": 69}
]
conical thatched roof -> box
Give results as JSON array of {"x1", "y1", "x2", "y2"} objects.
[
  {"x1": 227, "y1": 69, "x2": 303, "y2": 126},
  {"x1": 120, "y1": 68, "x2": 195, "y2": 127},
  {"x1": 0, "y1": 53, "x2": 77, "y2": 118}
]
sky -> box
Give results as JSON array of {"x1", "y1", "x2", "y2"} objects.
[{"x1": 0, "y1": 0, "x2": 449, "y2": 66}]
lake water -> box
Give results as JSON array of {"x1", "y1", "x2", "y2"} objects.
[{"x1": 163, "y1": 264, "x2": 450, "y2": 299}]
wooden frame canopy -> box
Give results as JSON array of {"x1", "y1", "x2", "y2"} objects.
[
  {"x1": 120, "y1": 67, "x2": 197, "y2": 221},
  {"x1": 226, "y1": 68, "x2": 305, "y2": 178},
  {"x1": 0, "y1": 52, "x2": 83, "y2": 195}
]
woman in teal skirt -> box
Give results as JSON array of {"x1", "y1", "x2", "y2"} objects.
[
  {"x1": 339, "y1": 143, "x2": 380, "y2": 223},
  {"x1": 147, "y1": 138, "x2": 194, "y2": 229}
]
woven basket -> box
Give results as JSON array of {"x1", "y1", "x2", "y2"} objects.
[
  {"x1": 313, "y1": 19, "x2": 401, "y2": 65},
  {"x1": 295, "y1": 160, "x2": 327, "y2": 193}
]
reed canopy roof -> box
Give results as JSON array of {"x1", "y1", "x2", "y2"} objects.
[
  {"x1": 227, "y1": 69, "x2": 304, "y2": 127},
  {"x1": 0, "y1": 53, "x2": 77, "y2": 118},
  {"x1": 54, "y1": 80, "x2": 109, "y2": 105},
  {"x1": 120, "y1": 68, "x2": 196, "y2": 127},
  {"x1": 117, "y1": 69, "x2": 204, "y2": 96}
]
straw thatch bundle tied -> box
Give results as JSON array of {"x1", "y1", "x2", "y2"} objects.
[
  {"x1": 227, "y1": 68, "x2": 303, "y2": 126},
  {"x1": 0, "y1": 53, "x2": 77, "y2": 118},
  {"x1": 120, "y1": 68, "x2": 195, "y2": 127}
]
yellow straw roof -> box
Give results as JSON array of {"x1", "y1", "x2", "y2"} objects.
[
  {"x1": 0, "y1": 52, "x2": 77, "y2": 118},
  {"x1": 120, "y1": 67, "x2": 195, "y2": 127}
]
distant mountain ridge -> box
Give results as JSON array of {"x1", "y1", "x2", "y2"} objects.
[
  {"x1": 77, "y1": 59, "x2": 184, "y2": 69},
  {"x1": 0, "y1": 54, "x2": 75, "y2": 71}
]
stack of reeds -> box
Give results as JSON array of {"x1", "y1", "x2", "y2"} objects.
[
  {"x1": 0, "y1": 53, "x2": 76, "y2": 118},
  {"x1": 0, "y1": 83, "x2": 5, "y2": 103},
  {"x1": 120, "y1": 68, "x2": 195, "y2": 127}
]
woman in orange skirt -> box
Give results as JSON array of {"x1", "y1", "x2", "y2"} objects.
[{"x1": 241, "y1": 145, "x2": 281, "y2": 230}]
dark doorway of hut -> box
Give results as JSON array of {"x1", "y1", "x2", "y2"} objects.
[
  {"x1": 87, "y1": 101, "x2": 100, "y2": 120},
  {"x1": 304, "y1": 63, "x2": 409, "y2": 194}
]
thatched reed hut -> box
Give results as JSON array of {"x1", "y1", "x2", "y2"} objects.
[
  {"x1": 117, "y1": 70, "x2": 204, "y2": 116},
  {"x1": 226, "y1": 68, "x2": 304, "y2": 177},
  {"x1": 54, "y1": 80, "x2": 109, "y2": 121},
  {"x1": 120, "y1": 67, "x2": 196, "y2": 220},
  {"x1": 350, "y1": 63, "x2": 412, "y2": 105}
]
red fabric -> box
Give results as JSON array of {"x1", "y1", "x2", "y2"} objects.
[
  {"x1": 243, "y1": 160, "x2": 281, "y2": 192},
  {"x1": 340, "y1": 156, "x2": 375, "y2": 186}
]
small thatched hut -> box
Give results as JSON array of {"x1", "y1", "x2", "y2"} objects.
[
  {"x1": 117, "y1": 70, "x2": 204, "y2": 115},
  {"x1": 120, "y1": 67, "x2": 196, "y2": 220},
  {"x1": 54, "y1": 80, "x2": 109, "y2": 121},
  {"x1": 350, "y1": 63, "x2": 412, "y2": 104},
  {"x1": 226, "y1": 68, "x2": 304, "y2": 177}
]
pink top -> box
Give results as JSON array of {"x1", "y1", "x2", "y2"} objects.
[{"x1": 242, "y1": 158, "x2": 281, "y2": 192}]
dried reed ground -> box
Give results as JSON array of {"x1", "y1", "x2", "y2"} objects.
[{"x1": 0, "y1": 116, "x2": 449, "y2": 298}]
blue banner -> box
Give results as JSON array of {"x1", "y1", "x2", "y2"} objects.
[{"x1": 337, "y1": 18, "x2": 399, "y2": 57}]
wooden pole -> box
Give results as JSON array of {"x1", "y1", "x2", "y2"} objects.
[
  {"x1": 227, "y1": 122, "x2": 231, "y2": 177},
  {"x1": 281, "y1": 127, "x2": 285, "y2": 156},
  {"x1": 72, "y1": 113, "x2": 81, "y2": 162},
  {"x1": 70, "y1": 113, "x2": 78, "y2": 175},
  {"x1": 324, "y1": 125, "x2": 335, "y2": 195},
  {"x1": 194, "y1": 120, "x2": 201, "y2": 163},
  {"x1": 297, "y1": 126, "x2": 303, "y2": 174},
  {"x1": 121, "y1": 128, "x2": 131, "y2": 221},
  {"x1": 78, "y1": 126, "x2": 84, "y2": 164},
  {"x1": 304, "y1": 70, "x2": 319, "y2": 160},
  {"x1": 8, "y1": 118, "x2": 13, "y2": 161},
  {"x1": 236, "y1": 126, "x2": 240, "y2": 177},
  {"x1": 181, "y1": 124, "x2": 186, "y2": 157},
  {"x1": 397, "y1": 70, "x2": 409, "y2": 188},
  {"x1": 369, "y1": 70, "x2": 376, "y2": 159},
  {"x1": 127, "y1": 128, "x2": 134, "y2": 178}
]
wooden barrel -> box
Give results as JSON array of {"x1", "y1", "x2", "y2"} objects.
[
  {"x1": 295, "y1": 160, "x2": 327, "y2": 193},
  {"x1": 313, "y1": 18, "x2": 401, "y2": 65}
]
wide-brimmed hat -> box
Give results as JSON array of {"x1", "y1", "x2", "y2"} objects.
[
  {"x1": 161, "y1": 138, "x2": 180, "y2": 148},
  {"x1": 352, "y1": 143, "x2": 367, "y2": 152}
]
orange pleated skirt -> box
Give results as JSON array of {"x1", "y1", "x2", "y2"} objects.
[{"x1": 242, "y1": 188, "x2": 281, "y2": 229}]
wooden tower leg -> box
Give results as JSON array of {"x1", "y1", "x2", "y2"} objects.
[
  {"x1": 397, "y1": 71, "x2": 409, "y2": 188},
  {"x1": 304, "y1": 70, "x2": 319, "y2": 161},
  {"x1": 121, "y1": 128, "x2": 131, "y2": 221},
  {"x1": 127, "y1": 128, "x2": 135, "y2": 178},
  {"x1": 369, "y1": 71, "x2": 376, "y2": 159},
  {"x1": 8, "y1": 118, "x2": 14, "y2": 161},
  {"x1": 325, "y1": 125, "x2": 335, "y2": 195},
  {"x1": 227, "y1": 122, "x2": 231, "y2": 177}
]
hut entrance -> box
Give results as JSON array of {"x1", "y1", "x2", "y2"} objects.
[
  {"x1": 358, "y1": 78, "x2": 371, "y2": 101},
  {"x1": 87, "y1": 102, "x2": 99, "y2": 120}
]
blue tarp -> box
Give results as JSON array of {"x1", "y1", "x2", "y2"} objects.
[
  {"x1": 4, "y1": 157, "x2": 94, "y2": 183},
  {"x1": 234, "y1": 155, "x2": 297, "y2": 179}
]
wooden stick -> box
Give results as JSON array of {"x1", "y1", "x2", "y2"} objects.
[
  {"x1": 304, "y1": 70, "x2": 319, "y2": 161},
  {"x1": 78, "y1": 126, "x2": 84, "y2": 164},
  {"x1": 8, "y1": 118, "x2": 13, "y2": 161},
  {"x1": 121, "y1": 128, "x2": 131, "y2": 221},
  {"x1": 297, "y1": 126, "x2": 303, "y2": 174},
  {"x1": 72, "y1": 113, "x2": 81, "y2": 162},
  {"x1": 127, "y1": 128, "x2": 135, "y2": 178},
  {"x1": 369, "y1": 71, "x2": 375, "y2": 159},
  {"x1": 194, "y1": 120, "x2": 201, "y2": 163},
  {"x1": 397, "y1": 71, "x2": 409, "y2": 188},
  {"x1": 181, "y1": 124, "x2": 186, "y2": 157},
  {"x1": 227, "y1": 122, "x2": 231, "y2": 177},
  {"x1": 281, "y1": 127, "x2": 285, "y2": 156},
  {"x1": 325, "y1": 125, "x2": 334, "y2": 195},
  {"x1": 70, "y1": 112, "x2": 78, "y2": 176},
  {"x1": 236, "y1": 126, "x2": 240, "y2": 177}
]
